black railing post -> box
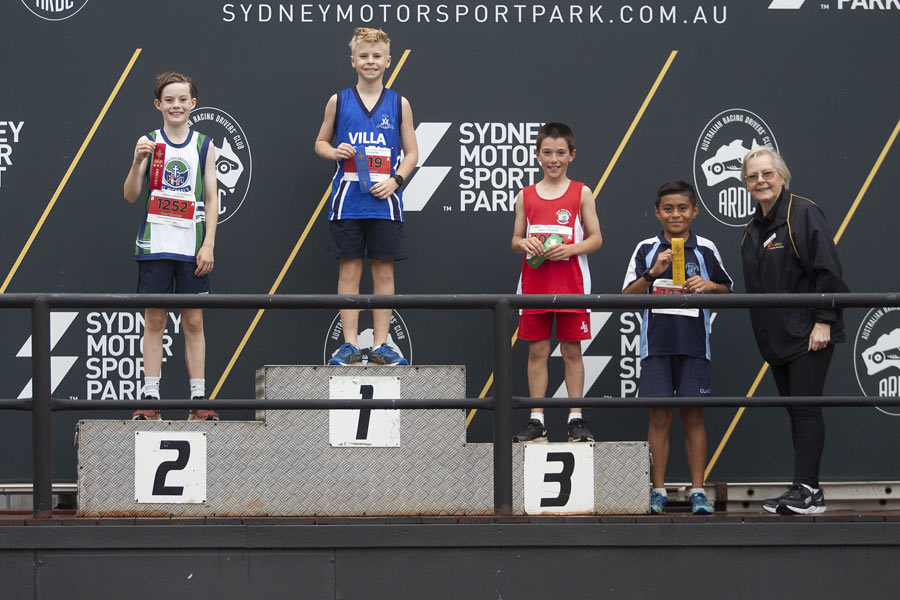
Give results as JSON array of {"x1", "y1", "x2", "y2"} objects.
[
  {"x1": 492, "y1": 297, "x2": 513, "y2": 515},
  {"x1": 31, "y1": 296, "x2": 53, "y2": 518}
]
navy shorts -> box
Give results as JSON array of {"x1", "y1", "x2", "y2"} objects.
[
  {"x1": 328, "y1": 219, "x2": 407, "y2": 260},
  {"x1": 137, "y1": 259, "x2": 209, "y2": 294},
  {"x1": 639, "y1": 355, "x2": 711, "y2": 397}
]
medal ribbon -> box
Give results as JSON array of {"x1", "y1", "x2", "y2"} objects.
[{"x1": 149, "y1": 143, "x2": 167, "y2": 191}]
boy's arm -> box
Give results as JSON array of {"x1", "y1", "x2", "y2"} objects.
[
  {"x1": 543, "y1": 185, "x2": 603, "y2": 261},
  {"x1": 123, "y1": 136, "x2": 154, "y2": 204},
  {"x1": 623, "y1": 247, "x2": 672, "y2": 294},
  {"x1": 314, "y1": 94, "x2": 355, "y2": 162},
  {"x1": 370, "y1": 97, "x2": 419, "y2": 200},
  {"x1": 195, "y1": 144, "x2": 218, "y2": 277},
  {"x1": 511, "y1": 191, "x2": 544, "y2": 256}
]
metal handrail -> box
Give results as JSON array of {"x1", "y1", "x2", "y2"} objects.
[{"x1": 4, "y1": 292, "x2": 900, "y2": 518}]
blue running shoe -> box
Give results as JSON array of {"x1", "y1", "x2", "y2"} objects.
[
  {"x1": 328, "y1": 343, "x2": 363, "y2": 365},
  {"x1": 367, "y1": 343, "x2": 408, "y2": 365},
  {"x1": 650, "y1": 491, "x2": 668, "y2": 515},
  {"x1": 690, "y1": 491, "x2": 715, "y2": 515}
]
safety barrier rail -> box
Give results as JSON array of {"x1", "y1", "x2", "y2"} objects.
[{"x1": 1, "y1": 292, "x2": 898, "y2": 518}]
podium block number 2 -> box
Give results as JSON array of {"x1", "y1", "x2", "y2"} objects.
[
  {"x1": 135, "y1": 431, "x2": 207, "y2": 503},
  {"x1": 329, "y1": 376, "x2": 401, "y2": 447},
  {"x1": 524, "y1": 444, "x2": 594, "y2": 515}
]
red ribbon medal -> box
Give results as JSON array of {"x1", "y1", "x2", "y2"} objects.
[{"x1": 149, "y1": 143, "x2": 167, "y2": 190}]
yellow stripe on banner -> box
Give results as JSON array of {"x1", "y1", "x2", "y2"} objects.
[
  {"x1": 466, "y1": 51, "x2": 678, "y2": 429},
  {"x1": 210, "y1": 51, "x2": 412, "y2": 400},
  {"x1": 0, "y1": 48, "x2": 142, "y2": 294},
  {"x1": 592, "y1": 50, "x2": 678, "y2": 199},
  {"x1": 704, "y1": 116, "x2": 900, "y2": 481},
  {"x1": 465, "y1": 329, "x2": 518, "y2": 428}
]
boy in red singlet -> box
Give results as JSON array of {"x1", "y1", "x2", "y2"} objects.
[{"x1": 511, "y1": 122, "x2": 603, "y2": 443}]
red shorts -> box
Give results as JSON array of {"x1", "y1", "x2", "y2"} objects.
[{"x1": 518, "y1": 312, "x2": 591, "y2": 342}]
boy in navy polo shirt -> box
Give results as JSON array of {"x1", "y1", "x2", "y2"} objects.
[
  {"x1": 622, "y1": 180, "x2": 732, "y2": 514},
  {"x1": 314, "y1": 27, "x2": 419, "y2": 366}
]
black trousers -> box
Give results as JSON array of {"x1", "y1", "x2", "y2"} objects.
[{"x1": 770, "y1": 345, "x2": 834, "y2": 488}]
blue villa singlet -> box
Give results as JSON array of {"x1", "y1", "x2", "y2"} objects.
[{"x1": 327, "y1": 87, "x2": 404, "y2": 221}]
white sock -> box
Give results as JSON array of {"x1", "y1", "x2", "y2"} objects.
[
  {"x1": 530, "y1": 412, "x2": 545, "y2": 425},
  {"x1": 652, "y1": 488, "x2": 667, "y2": 497},
  {"x1": 190, "y1": 379, "x2": 206, "y2": 399},
  {"x1": 568, "y1": 412, "x2": 583, "y2": 422},
  {"x1": 143, "y1": 377, "x2": 160, "y2": 399},
  {"x1": 690, "y1": 488, "x2": 705, "y2": 496},
  {"x1": 801, "y1": 483, "x2": 819, "y2": 494}
]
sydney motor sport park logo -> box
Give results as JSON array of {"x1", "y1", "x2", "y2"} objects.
[
  {"x1": 693, "y1": 108, "x2": 778, "y2": 227},
  {"x1": 854, "y1": 307, "x2": 900, "y2": 416},
  {"x1": 187, "y1": 107, "x2": 252, "y2": 223}
]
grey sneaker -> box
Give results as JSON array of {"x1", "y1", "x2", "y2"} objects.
[
  {"x1": 513, "y1": 419, "x2": 548, "y2": 443},
  {"x1": 567, "y1": 418, "x2": 595, "y2": 442}
]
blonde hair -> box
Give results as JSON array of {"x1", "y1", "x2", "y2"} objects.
[
  {"x1": 348, "y1": 27, "x2": 391, "y2": 54},
  {"x1": 741, "y1": 146, "x2": 791, "y2": 188}
]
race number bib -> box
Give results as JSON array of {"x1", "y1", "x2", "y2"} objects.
[
  {"x1": 651, "y1": 278, "x2": 699, "y2": 317},
  {"x1": 147, "y1": 189, "x2": 196, "y2": 227},
  {"x1": 526, "y1": 224, "x2": 574, "y2": 263},
  {"x1": 343, "y1": 146, "x2": 392, "y2": 184}
]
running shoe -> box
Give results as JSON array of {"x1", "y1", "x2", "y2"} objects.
[
  {"x1": 367, "y1": 343, "x2": 408, "y2": 365},
  {"x1": 513, "y1": 419, "x2": 548, "y2": 443},
  {"x1": 567, "y1": 418, "x2": 595, "y2": 442},
  {"x1": 690, "y1": 491, "x2": 715, "y2": 515},
  {"x1": 768, "y1": 483, "x2": 826, "y2": 515},
  {"x1": 132, "y1": 394, "x2": 161, "y2": 421},
  {"x1": 650, "y1": 491, "x2": 668, "y2": 515},
  {"x1": 328, "y1": 343, "x2": 364, "y2": 365}
]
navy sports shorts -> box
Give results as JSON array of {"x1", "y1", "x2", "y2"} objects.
[
  {"x1": 639, "y1": 355, "x2": 711, "y2": 397},
  {"x1": 137, "y1": 259, "x2": 209, "y2": 294},
  {"x1": 328, "y1": 219, "x2": 407, "y2": 260}
]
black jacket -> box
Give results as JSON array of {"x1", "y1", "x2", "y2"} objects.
[{"x1": 741, "y1": 188, "x2": 849, "y2": 366}]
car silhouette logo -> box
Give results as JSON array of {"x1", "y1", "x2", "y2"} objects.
[
  {"x1": 700, "y1": 138, "x2": 760, "y2": 187},
  {"x1": 861, "y1": 328, "x2": 900, "y2": 376}
]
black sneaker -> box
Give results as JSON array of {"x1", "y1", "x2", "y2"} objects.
[
  {"x1": 513, "y1": 419, "x2": 547, "y2": 443},
  {"x1": 763, "y1": 484, "x2": 826, "y2": 515},
  {"x1": 567, "y1": 418, "x2": 595, "y2": 442}
]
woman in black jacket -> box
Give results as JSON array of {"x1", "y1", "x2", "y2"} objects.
[{"x1": 740, "y1": 147, "x2": 849, "y2": 515}]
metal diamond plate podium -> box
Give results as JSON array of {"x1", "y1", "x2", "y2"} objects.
[{"x1": 78, "y1": 365, "x2": 649, "y2": 516}]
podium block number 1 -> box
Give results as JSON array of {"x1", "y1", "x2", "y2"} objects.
[
  {"x1": 329, "y1": 376, "x2": 401, "y2": 447},
  {"x1": 524, "y1": 444, "x2": 594, "y2": 515},
  {"x1": 135, "y1": 431, "x2": 207, "y2": 504}
]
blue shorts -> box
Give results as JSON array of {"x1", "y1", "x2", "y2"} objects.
[
  {"x1": 328, "y1": 219, "x2": 407, "y2": 261},
  {"x1": 137, "y1": 259, "x2": 209, "y2": 294},
  {"x1": 639, "y1": 355, "x2": 711, "y2": 397}
]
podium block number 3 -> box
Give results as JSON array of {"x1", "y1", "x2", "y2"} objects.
[
  {"x1": 329, "y1": 376, "x2": 401, "y2": 447},
  {"x1": 135, "y1": 431, "x2": 207, "y2": 503},
  {"x1": 524, "y1": 444, "x2": 594, "y2": 515}
]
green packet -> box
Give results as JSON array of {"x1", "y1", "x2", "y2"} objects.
[{"x1": 527, "y1": 233, "x2": 564, "y2": 269}]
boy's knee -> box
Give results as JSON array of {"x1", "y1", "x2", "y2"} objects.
[
  {"x1": 144, "y1": 310, "x2": 167, "y2": 333},
  {"x1": 680, "y1": 408, "x2": 704, "y2": 429},
  {"x1": 649, "y1": 407, "x2": 673, "y2": 429},
  {"x1": 181, "y1": 312, "x2": 204, "y2": 336},
  {"x1": 559, "y1": 341, "x2": 582, "y2": 361},
  {"x1": 528, "y1": 340, "x2": 551, "y2": 361}
]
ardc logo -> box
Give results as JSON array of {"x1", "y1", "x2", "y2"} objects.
[
  {"x1": 693, "y1": 109, "x2": 778, "y2": 227},
  {"x1": 188, "y1": 107, "x2": 252, "y2": 223},
  {"x1": 324, "y1": 311, "x2": 412, "y2": 365},
  {"x1": 854, "y1": 307, "x2": 900, "y2": 416},
  {"x1": 21, "y1": 0, "x2": 89, "y2": 20}
]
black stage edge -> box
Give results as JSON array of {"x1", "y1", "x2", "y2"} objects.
[{"x1": 2, "y1": 514, "x2": 900, "y2": 599}]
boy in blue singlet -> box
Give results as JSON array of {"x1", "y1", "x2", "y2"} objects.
[
  {"x1": 622, "y1": 180, "x2": 733, "y2": 514},
  {"x1": 315, "y1": 27, "x2": 419, "y2": 366},
  {"x1": 123, "y1": 72, "x2": 219, "y2": 421}
]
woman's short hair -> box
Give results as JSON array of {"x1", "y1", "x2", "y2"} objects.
[{"x1": 741, "y1": 146, "x2": 791, "y2": 188}]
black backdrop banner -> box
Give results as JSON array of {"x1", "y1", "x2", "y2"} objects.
[{"x1": 1, "y1": 0, "x2": 898, "y2": 484}]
